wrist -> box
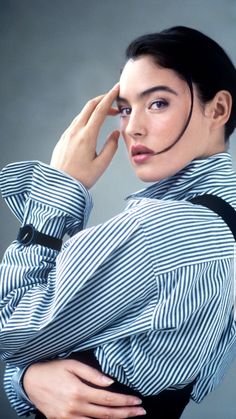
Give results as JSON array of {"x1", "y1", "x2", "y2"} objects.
[
  {"x1": 11, "y1": 366, "x2": 35, "y2": 407},
  {"x1": 17, "y1": 224, "x2": 63, "y2": 250}
]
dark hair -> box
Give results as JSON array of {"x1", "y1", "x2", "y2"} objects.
[{"x1": 126, "y1": 26, "x2": 236, "y2": 139}]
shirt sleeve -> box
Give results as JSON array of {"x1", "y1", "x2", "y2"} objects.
[
  {"x1": 0, "y1": 160, "x2": 93, "y2": 236},
  {"x1": 4, "y1": 364, "x2": 35, "y2": 416},
  {"x1": 0, "y1": 161, "x2": 157, "y2": 414}
]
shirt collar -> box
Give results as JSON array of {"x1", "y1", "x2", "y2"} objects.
[{"x1": 128, "y1": 152, "x2": 234, "y2": 202}]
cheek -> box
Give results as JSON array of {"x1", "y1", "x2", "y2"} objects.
[
  {"x1": 122, "y1": 135, "x2": 130, "y2": 153},
  {"x1": 148, "y1": 115, "x2": 176, "y2": 140},
  {"x1": 120, "y1": 109, "x2": 185, "y2": 145},
  {"x1": 120, "y1": 120, "x2": 129, "y2": 144},
  {"x1": 152, "y1": 109, "x2": 191, "y2": 144},
  {"x1": 119, "y1": 117, "x2": 126, "y2": 132}
]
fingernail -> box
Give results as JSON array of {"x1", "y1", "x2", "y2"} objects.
[
  {"x1": 136, "y1": 407, "x2": 147, "y2": 415},
  {"x1": 102, "y1": 376, "x2": 114, "y2": 385},
  {"x1": 132, "y1": 398, "x2": 142, "y2": 405},
  {"x1": 112, "y1": 82, "x2": 120, "y2": 90}
]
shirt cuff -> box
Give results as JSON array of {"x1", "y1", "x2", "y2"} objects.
[
  {"x1": 11, "y1": 366, "x2": 35, "y2": 408},
  {"x1": 0, "y1": 161, "x2": 93, "y2": 238}
]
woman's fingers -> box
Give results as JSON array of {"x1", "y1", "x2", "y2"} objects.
[
  {"x1": 79, "y1": 403, "x2": 146, "y2": 418},
  {"x1": 79, "y1": 385, "x2": 143, "y2": 410},
  {"x1": 68, "y1": 359, "x2": 115, "y2": 387},
  {"x1": 67, "y1": 360, "x2": 142, "y2": 408},
  {"x1": 87, "y1": 84, "x2": 120, "y2": 134},
  {"x1": 108, "y1": 107, "x2": 120, "y2": 116},
  {"x1": 71, "y1": 83, "x2": 119, "y2": 130},
  {"x1": 23, "y1": 359, "x2": 145, "y2": 419},
  {"x1": 94, "y1": 130, "x2": 120, "y2": 176},
  {"x1": 72, "y1": 95, "x2": 105, "y2": 128},
  {"x1": 50, "y1": 84, "x2": 120, "y2": 187}
]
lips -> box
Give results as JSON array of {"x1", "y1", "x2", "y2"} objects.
[
  {"x1": 131, "y1": 145, "x2": 155, "y2": 156},
  {"x1": 131, "y1": 145, "x2": 155, "y2": 164}
]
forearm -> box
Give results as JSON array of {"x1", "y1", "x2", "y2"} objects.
[{"x1": 0, "y1": 160, "x2": 93, "y2": 360}]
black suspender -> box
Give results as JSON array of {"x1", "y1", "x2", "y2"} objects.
[{"x1": 190, "y1": 194, "x2": 236, "y2": 241}]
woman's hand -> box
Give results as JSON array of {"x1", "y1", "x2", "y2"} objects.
[
  {"x1": 50, "y1": 84, "x2": 120, "y2": 188},
  {"x1": 23, "y1": 359, "x2": 146, "y2": 419}
]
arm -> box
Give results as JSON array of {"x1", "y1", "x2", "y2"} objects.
[
  {"x1": 4, "y1": 361, "x2": 144, "y2": 419},
  {"x1": 0, "y1": 85, "x2": 130, "y2": 362},
  {"x1": 0, "y1": 85, "x2": 150, "y2": 418},
  {"x1": 0, "y1": 165, "x2": 150, "y2": 363}
]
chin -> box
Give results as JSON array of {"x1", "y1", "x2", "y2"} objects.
[
  {"x1": 135, "y1": 168, "x2": 165, "y2": 183},
  {"x1": 134, "y1": 161, "x2": 183, "y2": 182}
]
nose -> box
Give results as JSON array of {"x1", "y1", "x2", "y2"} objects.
[{"x1": 125, "y1": 110, "x2": 147, "y2": 139}]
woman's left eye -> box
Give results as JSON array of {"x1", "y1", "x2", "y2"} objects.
[{"x1": 149, "y1": 99, "x2": 168, "y2": 110}]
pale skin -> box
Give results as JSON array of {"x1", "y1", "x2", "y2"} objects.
[{"x1": 23, "y1": 56, "x2": 232, "y2": 419}]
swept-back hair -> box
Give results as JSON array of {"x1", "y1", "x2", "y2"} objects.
[{"x1": 126, "y1": 26, "x2": 236, "y2": 139}]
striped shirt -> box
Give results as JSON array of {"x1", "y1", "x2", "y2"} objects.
[{"x1": 0, "y1": 152, "x2": 236, "y2": 416}]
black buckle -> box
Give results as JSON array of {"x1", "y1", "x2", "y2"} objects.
[
  {"x1": 17, "y1": 224, "x2": 62, "y2": 251},
  {"x1": 17, "y1": 224, "x2": 36, "y2": 245}
]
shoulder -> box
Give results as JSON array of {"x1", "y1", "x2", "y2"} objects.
[
  {"x1": 129, "y1": 196, "x2": 217, "y2": 226},
  {"x1": 129, "y1": 197, "x2": 235, "y2": 271}
]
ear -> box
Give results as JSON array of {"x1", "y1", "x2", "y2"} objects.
[{"x1": 206, "y1": 90, "x2": 232, "y2": 130}]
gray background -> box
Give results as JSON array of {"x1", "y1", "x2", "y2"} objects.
[{"x1": 0, "y1": 0, "x2": 236, "y2": 417}]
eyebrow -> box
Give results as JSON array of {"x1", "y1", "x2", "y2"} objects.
[{"x1": 116, "y1": 85, "x2": 178, "y2": 103}]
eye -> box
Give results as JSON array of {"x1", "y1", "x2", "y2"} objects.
[
  {"x1": 119, "y1": 107, "x2": 132, "y2": 117},
  {"x1": 149, "y1": 99, "x2": 168, "y2": 110}
]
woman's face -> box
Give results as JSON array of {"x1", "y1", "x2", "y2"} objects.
[{"x1": 118, "y1": 55, "x2": 225, "y2": 182}]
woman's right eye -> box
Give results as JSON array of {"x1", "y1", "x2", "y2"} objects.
[{"x1": 119, "y1": 107, "x2": 131, "y2": 117}]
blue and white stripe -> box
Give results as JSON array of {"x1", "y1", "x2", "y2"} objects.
[{"x1": 0, "y1": 153, "x2": 236, "y2": 416}]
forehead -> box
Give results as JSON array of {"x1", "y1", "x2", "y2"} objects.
[{"x1": 119, "y1": 56, "x2": 187, "y2": 98}]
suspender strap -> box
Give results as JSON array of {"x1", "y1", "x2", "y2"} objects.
[{"x1": 190, "y1": 194, "x2": 236, "y2": 242}]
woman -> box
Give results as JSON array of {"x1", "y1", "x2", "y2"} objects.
[{"x1": 1, "y1": 26, "x2": 236, "y2": 419}]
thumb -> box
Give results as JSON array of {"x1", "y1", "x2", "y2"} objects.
[
  {"x1": 96, "y1": 130, "x2": 120, "y2": 172},
  {"x1": 68, "y1": 359, "x2": 114, "y2": 387}
]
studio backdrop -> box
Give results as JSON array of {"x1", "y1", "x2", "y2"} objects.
[{"x1": 0, "y1": 1, "x2": 236, "y2": 418}]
